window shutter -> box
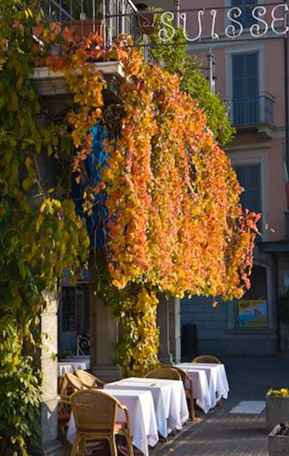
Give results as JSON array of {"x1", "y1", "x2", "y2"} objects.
[{"x1": 232, "y1": 52, "x2": 259, "y2": 124}]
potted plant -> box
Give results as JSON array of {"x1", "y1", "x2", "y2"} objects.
[
  {"x1": 268, "y1": 423, "x2": 289, "y2": 456},
  {"x1": 266, "y1": 388, "x2": 289, "y2": 431}
]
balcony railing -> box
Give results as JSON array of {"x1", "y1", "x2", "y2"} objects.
[
  {"x1": 40, "y1": 0, "x2": 138, "y2": 41},
  {"x1": 102, "y1": 0, "x2": 138, "y2": 44},
  {"x1": 228, "y1": 94, "x2": 275, "y2": 128}
]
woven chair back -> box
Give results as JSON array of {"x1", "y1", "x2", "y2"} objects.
[
  {"x1": 71, "y1": 390, "x2": 117, "y2": 433},
  {"x1": 75, "y1": 370, "x2": 103, "y2": 388},
  {"x1": 145, "y1": 367, "x2": 181, "y2": 381},
  {"x1": 172, "y1": 367, "x2": 191, "y2": 388},
  {"x1": 65, "y1": 373, "x2": 86, "y2": 391},
  {"x1": 192, "y1": 355, "x2": 221, "y2": 364}
]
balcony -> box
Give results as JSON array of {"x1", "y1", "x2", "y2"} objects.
[
  {"x1": 40, "y1": 0, "x2": 139, "y2": 42},
  {"x1": 227, "y1": 94, "x2": 275, "y2": 135}
]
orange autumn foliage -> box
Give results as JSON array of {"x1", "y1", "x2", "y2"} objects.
[
  {"x1": 41, "y1": 29, "x2": 260, "y2": 374},
  {"x1": 43, "y1": 30, "x2": 259, "y2": 301}
]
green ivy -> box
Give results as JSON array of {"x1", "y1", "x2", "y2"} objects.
[
  {"x1": 148, "y1": 17, "x2": 235, "y2": 146},
  {"x1": 0, "y1": 1, "x2": 89, "y2": 453}
]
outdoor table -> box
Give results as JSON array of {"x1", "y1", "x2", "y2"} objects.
[
  {"x1": 67, "y1": 388, "x2": 158, "y2": 456},
  {"x1": 174, "y1": 365, "x2": 211, "y2": 413},
  {"x1": 105, "y1": 377, "x2": 189, "y2": 438},
  {"x1": 57, "y1": 356, "x2": 90, "y2": 376},
  {"x1": 176, "y1": 363, "x2": 229, "y2": 410}
]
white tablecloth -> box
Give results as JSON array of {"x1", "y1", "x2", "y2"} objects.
[
  {"x1": 67, "y1": 389, "x2": 158, "y2": 456},
  {"x1": 105, "y1": 377, "x2": 189, "y2": 438},
  {"x1": 58, "y1": 357, "x2": 90, "y2": 376},
  {"x1": 175, "y1": 366, "x2": 211, "y2": 413},
  {"x1": 175, "y1": 363, "x2": 229, "y2": 411}
]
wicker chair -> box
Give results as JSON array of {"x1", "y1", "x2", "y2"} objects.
[
  {"x1": 58, "y1": 397, "x2": 71, "y2": 438},
  {"x1": 172, "y1": 366, "x2": 195, "y2": 421},
  {"x1": 70, "y1": 389, "x2": 134, "y2": 456},
  {"x1": 75, "y1": 370, "x2": 104, "y2": 389},
  {"x1": 145, "y1": 367, "x2": 181, "y2": 381},
  {"x1": 58, "y1": 373, "x2": 87, "y2": 437},
  {"x1": 192, "y1": 355, "x2": 222, "y2": 364},
  {"x1": 57, "y1": 373, "x2": 81, "y2": 437},
  {"x1": 65, "y1": 373, "x2": 86, "y2": 394}
]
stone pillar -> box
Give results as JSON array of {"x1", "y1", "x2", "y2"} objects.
[
  {"x1": 157, "y1": 294, "x2": 173, "y2": 364},
  {"x1": 90, "y1": 288, "x2": 122, "y2": 382},
  {"x1": 169, "y1": 297, "x2": 181, "y2": 363},
  {"x1": 40, "y1": 291, "x2": 62, "y2": 455}
]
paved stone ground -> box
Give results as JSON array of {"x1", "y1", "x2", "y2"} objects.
[
  {"x1": 62, "y1": 355, "x2": 289, "y2": 455},
  {"x1": 151, "y1": 354, "x2": 289, "y2": 456}
]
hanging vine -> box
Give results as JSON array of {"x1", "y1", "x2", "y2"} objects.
[
  {"x1": 0, "y1": 2, "x2": 260, "y2": 452},
  {"x1": 39, "y1": 30, "x2": 259, "y2": 373}
]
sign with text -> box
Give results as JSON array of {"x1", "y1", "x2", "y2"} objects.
[{"x1": 158, "y1": 4, "x2": 289, "y2": 42}]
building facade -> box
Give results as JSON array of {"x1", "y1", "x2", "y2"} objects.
[
  {"x1": 36, "y1": 1, "x2": 289, "y2": 452},
  {"x1": 180, "y1": 0, "x2": 289, "y2": 356}
]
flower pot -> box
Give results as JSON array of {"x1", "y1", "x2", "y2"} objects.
[
  {"x1": 266, "y1": 395, "x2": 289, "y2": 431},
  {"x1": 268, "y1": 424, "x2": 289, "y2": 456}
]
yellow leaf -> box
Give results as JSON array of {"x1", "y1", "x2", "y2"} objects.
[{"x1": 22, "y1": 177, "x2": 33, "y2": 191}]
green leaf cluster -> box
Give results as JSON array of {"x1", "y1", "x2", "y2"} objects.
[
  {"x1": 147, "y1": 16, "x2": 235, "y2": 146},
  {"x1": 0, "y1": 1, "x2": 89, "y2": 453}
]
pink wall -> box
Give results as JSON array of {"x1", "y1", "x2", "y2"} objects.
[{"x1": 177, "y1": 0, "x2": 288, "y2": 241}]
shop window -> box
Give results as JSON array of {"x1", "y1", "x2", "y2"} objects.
[
  {"x1": 59, "y1": 286, "x2": 90, "y2": 355},
  {"x1": 229, "y1": 265, "x2": 269, "y2": 329}
]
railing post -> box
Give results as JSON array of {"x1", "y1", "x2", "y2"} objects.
[
  {"x1": 121, "y1": 0, "x2": 125, "y2": 35},
  {"x1": 260, "y1": 95, "x2": 264, "y2": 124},
  {"x1": 93, "y1": 0, "x2": 96, "y2": 33},
  {"x1": 108, "y1": 0, "x2": 113, "y2": 45},
  {"x1": 102, "y1": 0, "x2": 107, "y2": 44}
]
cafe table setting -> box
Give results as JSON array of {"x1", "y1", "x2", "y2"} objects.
[
  {"x1": 175, "y1": 362, "x2": 229, "y2": 412},
  {"x1": 104, "y1": 377, "x2": 189, "y2": 438},
  {"x1": 67, "y1": 387, "x2": 158, "y2": 456}
]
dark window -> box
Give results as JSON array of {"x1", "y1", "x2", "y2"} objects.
[
  {"x1": 231, "y1": 0, "x2": 257, "y2": 29},
  {"x1": 232, "y1": 52, "x2": 259, "y2": 125},
  {"x1": 62, "y1": 287, "x2": 76, "y2": 332},
  {"x1": 234, "y1": 163, "x2": 262, "y2": 214}
]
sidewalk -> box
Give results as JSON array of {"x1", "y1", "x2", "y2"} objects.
[{"x1": 151, "y1": 355, "x2": 289, "y2": 456}]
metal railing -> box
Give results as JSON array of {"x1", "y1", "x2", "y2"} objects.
[
  {"x1": 40, "y1": 0, "x2": 138, "y2": 40},
  {"x1": 40, "y1": 0, "x2": 87, "y2": 22},
  {"x1": 228, "y1": 94, "x2": 275, "y2": 127},
  {"x1": 103, "y1": 0, "x2": 138, "y2": 44}
]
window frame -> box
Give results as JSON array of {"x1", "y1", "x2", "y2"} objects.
[
  {"x1": 225, "y1": 43, "x2": 265, "y2": 124},
  {"x1": 227, "y1": 262, "x2": 274, "y2": 332},
  {"x1": 232, "y1": 158, "x2": 265, "y2": 232}
]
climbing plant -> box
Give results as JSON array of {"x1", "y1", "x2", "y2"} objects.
[
  {"x1": 0, "y1": 2, "x2": 89, "y2": 454},
  {"x1": 40, "y1": 31, "x2": 259, "y2": 371},
  {"x1": 148, "y1": 15, "x2": 235, "y2": 146},
  {"x1": 0, "y1": 2, "x2": 260, "y2": 452}
]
